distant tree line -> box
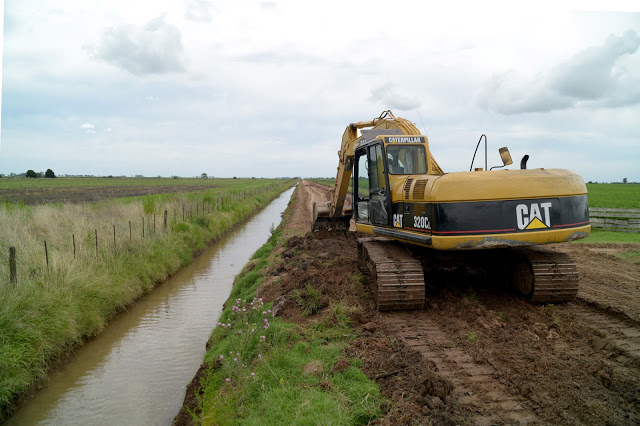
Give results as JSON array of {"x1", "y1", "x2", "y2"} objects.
[{"x1": 24, "y1": 169, "x2": 56, "y2": 178}]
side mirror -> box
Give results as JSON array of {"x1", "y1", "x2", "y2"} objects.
[{"x1": 499, "y1": 147, "x2": 513, "y2": 166}]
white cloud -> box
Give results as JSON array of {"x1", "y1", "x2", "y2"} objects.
[
  {"x1": 80, "y1": 123, "x2": 95, "y2": 129},
  {"x1": 369, "y1": 83, "x2": 422, "y2": 111},
  {"x1": 184, "y1": 0, "x2": 213, "y2": 22},
  {"x1": 477, "y1": 29, "x2": 640, "y2": 114},
  {"x1": 88, "y1": 15, "x2": 185, "y2": 76}
]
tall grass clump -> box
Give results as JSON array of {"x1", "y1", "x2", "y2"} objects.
[{"x1": 0, "y1": 179, "x2": 295, "y2": 418}]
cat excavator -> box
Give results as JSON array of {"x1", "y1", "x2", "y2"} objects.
[{"x1": 313, "y1": 110, "x2": 590, "y2": 310}]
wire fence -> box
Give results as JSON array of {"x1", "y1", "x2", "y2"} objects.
[{"x1": 4, "y1": 187, "x2": 276, "y2": 285}]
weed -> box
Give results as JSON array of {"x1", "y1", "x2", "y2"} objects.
[
  {"x1": 216, "y1": 297, "x2": 271, "y2": 383},
  {"x1": 618, "y1": 250, "x2": 640, "y2": 263},
  {"x1": 292, "y1": 284, "x2": 326, "y2": 316},
  {"x1": 467, "y1": 331, "x2": 478, "y2": 343},
  {"x1": 142, "y1": 196, "x2": 157, "y2": 214}
]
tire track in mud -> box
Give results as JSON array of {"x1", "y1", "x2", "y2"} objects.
[
  {"x1": 385, "y1": 311, "x2": 538, "y2": 425},
  {"x1": 564, "y1": 302, "x2": 640, "y2": 359}
]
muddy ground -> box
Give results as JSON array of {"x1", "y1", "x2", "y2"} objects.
[{"x1": 182, "y1": 180, "x2": 640, "y2": 424}]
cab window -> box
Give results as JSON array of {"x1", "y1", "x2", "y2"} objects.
[{"x1": 386, "y1": 145, "x2": 427, "y2": 174}]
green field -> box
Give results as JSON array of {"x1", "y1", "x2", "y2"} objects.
[
  {"x1": 585, "y1": 183, "x2": 640, "y2": 209},
  {"x1": 0, "y1": 177, "x2": 279, "y2": 205}
]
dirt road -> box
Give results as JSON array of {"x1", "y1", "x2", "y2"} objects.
[
  {"x1": 269, "y1": 180, "x2": 640, "y2": 424},
  {"x1": 282, "y1": 180, "x2": 331, "y2": 239}
]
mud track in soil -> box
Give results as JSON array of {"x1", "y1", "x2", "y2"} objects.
[{"x1": 178, "y1": 180, "x2": 640, "y2": 424}]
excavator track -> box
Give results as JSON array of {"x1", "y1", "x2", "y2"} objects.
[
  {"x1": 357, "y1": 237, "x2": 425, "y2": 310},
  {"x1": 513, "y1": 248, "x2": 579, "y2": 303}
]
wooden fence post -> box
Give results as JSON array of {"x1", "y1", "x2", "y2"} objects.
[
  {"x1": 154, "y1": 214, "x2": 156, "y2": 233},
  {"x1": 182, "y1": 205, "x2": 185, "y2": 221},
  {"x1": 44, "y1": 241, "x2": 49, "y2": 270},
  {"x1": 73, "y1": 234, "x2": 76, "y2": 259},
  {"x1": 164, "y1": 210, "x2": 168, "y2": 231},
  {"x1": 113, "y1": 225, "x2": 117, "y2": 254},
  {"x1": 95, "y1": 229, "x2": 98, "y2": 257},
  {"x1": 129, "y1": 221, "x2": 132, "y2": 241},
  {"x1": 9, "y1": 246, "x2": 17, "y2": 284},
  {"x1": 142, "y1": 217, "x2": 145, "y2": 238}
]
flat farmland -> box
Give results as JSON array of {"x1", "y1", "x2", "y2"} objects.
[
  {"x1": 586, "y1": 183, "x2": 640, "y2": 208},
  {"x1": 0, "y1": 177, "x2": 275, "y2": 205}
]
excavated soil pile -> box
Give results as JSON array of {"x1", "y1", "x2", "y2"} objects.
[{"x1": 258, "y1": 230, "x2": 472, "y2": 424}]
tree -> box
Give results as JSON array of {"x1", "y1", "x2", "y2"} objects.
[
  {"x1": 623, "y1": 177, "x2": 628, "y2": 184},
  {"x1": 26, "y1": 169, "x2": 37, "y2": 178},
  {"x1": 201, "y1": 173, "x2": 208, "y2": 179},
  {"x1": 45, "y1": 169, "x2": 56, "y2": 178}
]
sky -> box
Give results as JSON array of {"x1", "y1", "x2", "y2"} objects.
[{"x1": 1, "y1": 1, "x2": 639, "y2": 181}]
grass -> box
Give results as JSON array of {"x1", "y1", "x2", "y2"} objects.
[
  {"x1": 573, "y1": 221, "x2": 640, "y2": 266},
  {"x1": 574, "y1": 229, "x2": 640, "y2": 244},
  {"x1": 586, "y1": 183, "x2": 640, "y2": 209},
  {"x1": 193, "y1": 191, "x2": 384, "y2": 425},
  {"x1": 0, "y1": 179, "x2": 296, "y2": 419}
]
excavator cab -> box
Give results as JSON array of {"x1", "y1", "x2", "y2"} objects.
[{"x1": 353, "y1": 135, "x2": 430, "y2": 229}]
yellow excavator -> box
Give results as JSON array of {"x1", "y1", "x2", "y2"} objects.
[{"x1": 313, "y1": 111, "x2": 590, "y2": 310}]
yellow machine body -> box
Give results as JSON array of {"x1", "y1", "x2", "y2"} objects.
[{"x1": 314, "y1": 110, "x2": 590, "y2": 249}]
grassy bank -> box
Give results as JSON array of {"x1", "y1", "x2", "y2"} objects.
[
  {"x1": 184, "y1": 189, "x2": 384, "y2": 425},
  {"x1": 0, "y1": 179, "x2": 295, "y2": 419}
]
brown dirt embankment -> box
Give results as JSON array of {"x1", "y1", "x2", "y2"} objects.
[{"x1": 178, "y1": 180, "x2": 640, "y2": 424}]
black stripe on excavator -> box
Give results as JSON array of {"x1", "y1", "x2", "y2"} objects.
[
  {"x1": 373, "y1": 227, "x2": 432, "y2": 245},
  {"x1": 392, "y1": 195, "x2": 589, "y2": 236}
]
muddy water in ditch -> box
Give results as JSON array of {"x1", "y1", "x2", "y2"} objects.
[{"x1": 8, "y1": 187, "x2": 295, "y2": 425}]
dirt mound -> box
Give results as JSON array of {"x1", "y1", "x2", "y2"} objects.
[
  {"x1": 259, "y1": 230, "x2": 370, "y2": 324},
  {"x1": 260, "y1": 228, "x2": 471, "y2": 424}
]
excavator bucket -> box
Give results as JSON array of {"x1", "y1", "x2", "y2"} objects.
[{"x1": 312, "y1": 201, "x2": 351, "y2": 232}]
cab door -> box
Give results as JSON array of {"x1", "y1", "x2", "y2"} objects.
[
  {"x1": 368, "y1": 144, "x2": 389, "y2": 226},
  {"x1": 354, "y1": 143, "x2": 390, "y2": 226}
]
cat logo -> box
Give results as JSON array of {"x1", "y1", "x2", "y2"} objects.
[
  {"x1": 516, "y1": 202, "x2": 552, "y2": 230},
  {"x1": 393, "y1": 214, "x2": 403, "y2": 228}
]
